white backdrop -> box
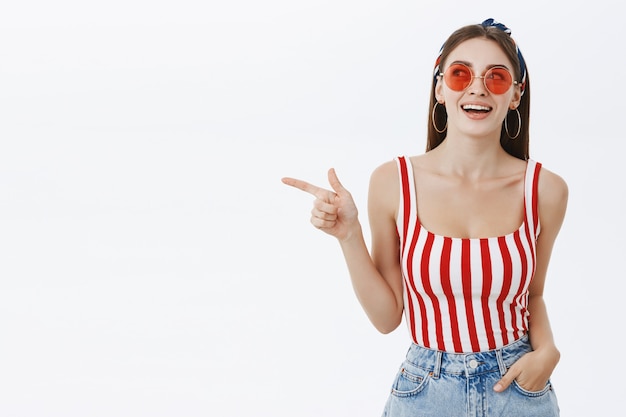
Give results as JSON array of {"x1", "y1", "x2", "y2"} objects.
[{"x1": 1, "y1": 1, "x2": 624, "y2": 416}]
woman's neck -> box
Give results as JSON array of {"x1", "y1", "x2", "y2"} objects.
[{"x1": 429, "y1": 133, "x2": 513, "y2": 179}]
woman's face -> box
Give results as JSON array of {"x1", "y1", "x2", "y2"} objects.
[{"x1": 436, "y1": 37, "x2": 521, "y2": 140}]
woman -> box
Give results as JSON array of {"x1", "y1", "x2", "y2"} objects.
[{"x1": 282, "y1": 18, "x2": 567, "y2": 416}]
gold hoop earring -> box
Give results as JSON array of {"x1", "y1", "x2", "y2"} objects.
[
  {"x1": 432, "y1": 102, "x2": 447, "y2": 133},
  {"x1": 504, "y1": 108, "x2": 521, "y2": 139}
]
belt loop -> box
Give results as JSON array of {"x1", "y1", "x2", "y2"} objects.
[
  {"x1": 432, "y1": 350, "x2": 443, "y2": 379},
  {"x1": 496, "y1": 348, "x2": 507, "y2": 376}
]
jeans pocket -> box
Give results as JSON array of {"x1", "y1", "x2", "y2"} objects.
[
  {"x1": 390, "y1": 362, "x2": 430, "y2": 398},
  {"x1": 512, "y1": 379, "x2": 553, "y2": 398}
]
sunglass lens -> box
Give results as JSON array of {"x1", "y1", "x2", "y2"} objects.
[
  {"x1": 444, "y1": 64, "x2": 472, "y2": 91},
  {"x1": 485, "y1": 67, "x2": 513, "y2": 94}
]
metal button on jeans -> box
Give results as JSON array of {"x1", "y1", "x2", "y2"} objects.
[{"x1": 468, "y1": 359, "x2": 479, "y2": 369}]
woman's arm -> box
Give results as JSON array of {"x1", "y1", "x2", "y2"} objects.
[
  {"x1": 494, "y1": 167, "x2": 568, "y2": 392},
  {"x1": 343, "y1": 161, "x2": 404, "y2": 333},
  {"x1": 282, "y1": 162, "x2": 404, "y2": 333}
]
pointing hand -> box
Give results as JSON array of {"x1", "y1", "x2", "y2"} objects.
[{"x1": 282, "y1": 168, "x2": 359, "y2": 241}]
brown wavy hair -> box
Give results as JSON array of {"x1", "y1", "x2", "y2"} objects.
[{"x1": 427, "y1": 24, "x2": 530, "y2": 160}]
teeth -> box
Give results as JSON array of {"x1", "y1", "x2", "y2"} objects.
[{"x1": 462, "y1": 104, "x2": 491, "y2": 111}]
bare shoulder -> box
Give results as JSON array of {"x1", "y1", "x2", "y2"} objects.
[
  {"x1": 538, "y1": 165, "x2": 569, "y2": 207},
  {"x1": 368, "y1": 159, "x2": 401, "y2": 219},
  {"x1": 537, "y1": 164, "x2": 569, "y2": 229},
  {"x1": 370, "y1": 158, "x2": 400, "y2": 186}
]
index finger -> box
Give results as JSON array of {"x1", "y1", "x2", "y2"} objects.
[{"x1": 281, "y1": 177, "x2": 331, "y2": 200}]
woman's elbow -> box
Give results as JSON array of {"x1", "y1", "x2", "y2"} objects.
[{"x1": 373, "y1": 315, "x2": 402, "y2": 334}]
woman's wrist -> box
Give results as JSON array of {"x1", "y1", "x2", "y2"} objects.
[
  {"x1": 533, "y1": 344, "x2": 561, "y2": 368},
  {"x1": 338, "y1": 222, "x2": 364, "y2": 245}
]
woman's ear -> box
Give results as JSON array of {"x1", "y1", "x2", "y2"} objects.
[
  {"x1": 510, "y1": 85, "x2": 522, "y2": 109},
  {"x1": 435, "y1": 78, "x2": 444, "y2": 103}
]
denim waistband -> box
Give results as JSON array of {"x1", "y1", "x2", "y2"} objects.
[{"x1": 404, "y1": 335, "x2": 532, "y2": 378}]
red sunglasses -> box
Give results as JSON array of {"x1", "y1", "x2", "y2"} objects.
[{"x1": 440, "y1": 63, "x2": 518, "y2": 95}]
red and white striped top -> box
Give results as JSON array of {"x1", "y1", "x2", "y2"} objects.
[{"x1": 396, "y1": 156, "x2": 541, "y2": 353}]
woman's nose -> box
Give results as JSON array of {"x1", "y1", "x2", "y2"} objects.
[{"x1": 467, "y1": 75, "x2": 488, "y2": 95}]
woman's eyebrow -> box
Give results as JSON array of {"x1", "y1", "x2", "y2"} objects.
[
  {"x1": 449, "y1": 60, "x2": 472, "y2": 67},
  {"x1": 448, "y1": 60, "x2": 512, "y2": 71}
]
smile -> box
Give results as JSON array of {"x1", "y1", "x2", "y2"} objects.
[{"x1": 462, "y1": 104, "x2": 492, "y2": 113}]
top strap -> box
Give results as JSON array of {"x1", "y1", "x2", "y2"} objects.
[
  {"x1": 395, "y1": 156, "x2": 416, "y2": 251},
  {"x1": 524, "y1": 159, "x2": 542, "y2": 238}
]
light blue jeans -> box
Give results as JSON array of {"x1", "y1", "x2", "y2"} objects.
[{"x1": 382, "y1": 335, "x2": 559, "y2": 417}]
